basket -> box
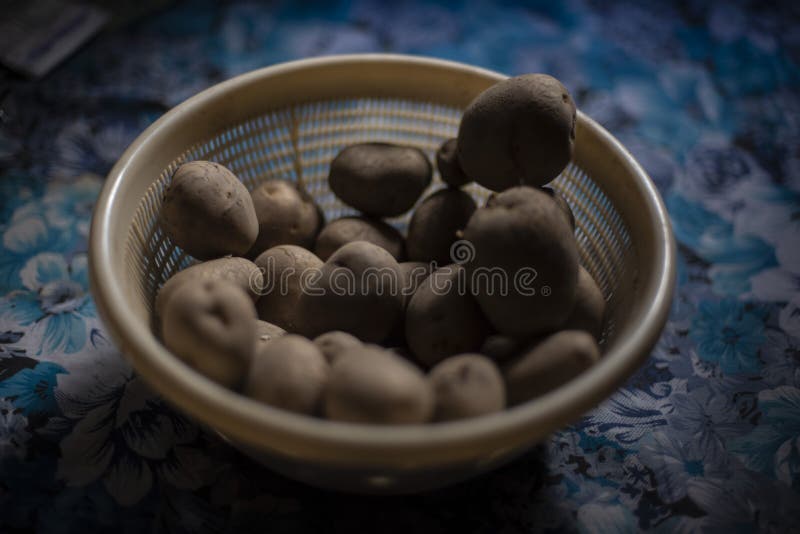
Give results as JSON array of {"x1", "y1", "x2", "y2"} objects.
[{"x1": 89, "y1": 54, "x2": 676, "y2": 494}]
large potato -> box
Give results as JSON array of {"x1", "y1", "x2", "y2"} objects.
[
  {"x1": 295, "y1": 241, "x2": 404, "y2": 343},
  {"x1": 457, "y1": 74, "x2": 577, "y2": 191},
  {"x1": 254, "y1": 245, "x2": 322, "y2": 332},
  {"x1": 162, "y1": 279, "x2": 256, "y2": 388},
  {"x1": 247, "y1": 179, "x2": 324, "y2": 258},
  {"x1": 406, "y1": 265, "x2": 491, "y2": 367},
  {"x1": 315, "y1": 216, "x2": 405, "y2": 261},
  {"x1": 504, "y1": 330, "x2": 600, "y2": 405},
  {"x1": 406, "y1": 188, "x2": 476, "y2": 265},
  {"x1": 324, "y1": 345, "x2": 433, "y2": 424},
  {"x1": 161, "y1": 161, "x2": 258, "y2": 259},
  {"x1": 435, "y1": 138, "x2": 471, "y2": 188},
  {"x1": 155, "y1": 257, "x2": 262, "y2": 319},
  {"x1": 329, "y1": 143, "x2": 432, "y2": 217},
  {"x1": 563, "y1": 266, "x2": 605, "y2": 340},
  {"x1": 244, "y1": 335, "x2": 329, "y2": 415},
  {"x1": 463, "y1": 186, "x2": 579, "y2": 337},
  {"x1": 429, "y1": 354, "x2": 505, "y2": 421}
]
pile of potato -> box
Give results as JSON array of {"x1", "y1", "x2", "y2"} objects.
[{"x1": 157, "y1": 73, "x2": 605, "y2": 424}]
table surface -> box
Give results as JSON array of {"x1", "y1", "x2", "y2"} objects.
[{"x1": 1, "y1": 1, "x2": 799, "y2": 532}]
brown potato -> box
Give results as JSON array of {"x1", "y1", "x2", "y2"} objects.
[
  {"x1": 329, "y1": 143, "x2": 432, "y2": 217},
  {"x1": 436, "y1": 138, "x2": 471, "y2": 188},
  {"x1": 155, "y1": 257, "x2": 262, "y2": 319},
  {"x1": 247, "y1": 179, "x2": 324, "y2": 258},
  {"x1": 504, "y1": 330, "x2": 600, "y2": 405},
  {"x1": 295, "y1": 241, "x2": 404, "y2": 343},
  {"x1": 254, "y1": 245, "x2": 322, "y2": 332},
  {"x1": 562, "y1": 266, "x2": 606, "y2": 340},
  {"x1": 313, "y1": 330, "x2": 363, "y2": 364},
  {"x1": 429, "y1": 354, "x2": 505, "y2": 421},
  {"x1": 385, "y1": 261, "x2": 433, "y2": 346},
  {"x1": 406, "y1": 265, "x2": 491, "y2": 367},
  {"x1": 457, "y1": 74, "x2": 577, "y2": 191},
  {"x1": 244, "y1": 335, "x2": 329, "y2": 415},
  {"x1": 315, "y1": 216, "x2": 405, "y2": 261},
  {"x1": 254, "y1": 319, "x2": 287, "y2": 349},
  {"x1": 406, "y1": 188, "x2": 477, "y2": 265},
  {"x1": 161, "y1": 161, "x2": 258, "y2": 259},
  {"x1": 162, "y1": 279, "x2": 256, "y2": 388},
  {"x1": 324, "y1": 345, "x2": 433, "y2": 424},
  {"x1": 463, "y1": 186, "x2": 579, "y2": 337}
]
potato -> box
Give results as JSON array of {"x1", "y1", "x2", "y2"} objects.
[
  {"x1": 385, "y1": 261, "x2": 433, "y2": 345},
  {"x1": 480, "y1": 334, "x2": 524, "y2": 364},
  {"x1": 463, "y1": 186, "x2": 579, "y2": 337},
  {"x1": 161, "y1": 161, "x2": 258, "y2": 259},
  {"x1": 295, "y1": 241, "x2": 404, "y2": 343},
  {"x1": 254, "y1": 245, "x2": 322, "y2": 332},
  {"x1": 329, "y1": 143, "x2": 432, "y2": 217},
  {"x1": 243, "y1": 335, "x2": 329, "y2": 415},
  {"x1": 324, "y1": 345, "x2": 433, "y2": 424},
  {"x1": 562, "y1": 266, "x2": 605, "y2": 340},
  {"x1": 541, "y1": 186, "x2": 575, "y2": 231},
  {"x1": 313, "y1": 330, "x2": 363, "y2": 364},
  {"x1": 247, "y1": 179, "x2": 324, "y2": 258},
  {"x1": 162, "y1": 279, "x2": 256, "y2": 388},
  {"x1": 457, "y1": 74, "x2": 577, "y2": 191},
  {"x1": 504, "y1": 330, "x2": 600, "y2": 405},
  {"x1": 406, "y1": 265, "x2": 491, "y2": 367},
  {"x1": 315, "y1": 216, "x2": 405, "y2": 261},
  {"x1": 406, "y1": 188, "x2": 477, "y2": 265},
  {"x1": 155, "y1": 257, "x2": 262, "y2": 319},
  {"x1": 436, "y1": 138, "x2": 470, "y2": 187},
  {"x1": 254, "y1": 319, "x2": 286, "y2": 349},
  {"x1": 429, "y1": 354, "x2": 505, "y2": 421}
]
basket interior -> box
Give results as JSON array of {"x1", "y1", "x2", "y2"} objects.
[{"x1": 126, "y1": 97, "x2": 635, "y2": 346}]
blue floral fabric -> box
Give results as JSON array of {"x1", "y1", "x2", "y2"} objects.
[{"x1": 1, "y1": 0, "x2": 799, "y2": 531}]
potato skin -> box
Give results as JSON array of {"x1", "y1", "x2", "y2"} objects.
[
  {"x1": 436, "y1": 138, "x2": 471, "y2": 188},
  {"x1": 406, "y1": 265, "x2": 491, "y2": 367},
  {"x1": 324, "y1": 345, "x2": 434, "y2": 424},
  {"x1": 161, "y1": 161, "x2": 258, "y2": 259},
  {"x1": 562, "y1": 266, "x2": 605, "y2": 340},
  {"x1": 254, "y1": 245, "x2": 322, "y2": 332},
  {"x1": 541, "y1": 186, "x2": 575, "y2": 231},
  {"x1": 329, "y1": 143, "x2": 432, "y2": 217},
  {"x1": 464, "y1": 186, "x2": 579, "y2": 338},
  {"x1": 385, "y1": 261, "x2": 433, "y2": 346},
  {"x1": 247, "y1": 179, "x2": 324, "y2": 258},
  {"x1": 162, "y1": 279, "x2": 257, "y2": 389},
  {"x1": 457, "y1": 74, "x2": 577, "y2": 191},
  {"x1": 155, "y1": 257, "x2": 262, "y2": 319},
  {"x1": 313, "y1": 330, "x2": 363, "y2": 364},
  {"x1": 295, "y1": 241, "x2": 404, "y2": 343},
  {"x1": 429, "y1": 354, "x2": 505, "y2": 421},
  {"x1": 504, "y1": 330, "x2": 600, "y2": 405},
  {"x1": 244, "y1": 335, "x2": 329, "y2": 415},
  {"x1": 406, "y1": 188, "x2": 477, "y2": 265},
  {"x1": 480, "y1": 334, "x2": 524, "y2": 364},
  {"x1": 315, "y1": 216, "x2": 405, "y2": 261},
  {"x1": 254, "y1": 319, "x2": 286, "y2": 349}
]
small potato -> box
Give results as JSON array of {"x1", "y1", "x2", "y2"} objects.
[
  {"x1": 295, "y1": 241, "x2": 404, "y2": 343},
  {"x1": 254, "y1": 319, "x2": 286, "y2": 349},
  {"x1": 325, "y1": 345, "x2": 433, "y2": 424},
  {"x1": 406, "y1": 188, "x2": 477, "y2": 265},
  {"x1": 313, "y1": 331, "x2": 363, "y2": 364},
  {"x1": 429, "y1": 354, "x2": 505, "y2": 421},
  {"x1": 464, "y1": 186, "x2": 579, "y2": 337},
  {"x1": 254, "y1": 245, "x2": 322, "y2": 332},
  {"x1": 406, "y1": 265, "x2": 491, "y2": 367},
  {"x1": 436, "y1": 138, "x2": 471, "y2": 188},
  {"x1": 329, "y1": 143, "x2": 432, "y2": 217},
  {"x1": 315, "y1": 216, "x2": 405, "y2": 261},
  {"x1": 480, "y1": 334, "x2": 524, "y2": 364},
  {"x1": 244, "y1": 335, "x2": 329, "y2": 415},
  {"x1": 161, "y1": 161, "x2": 258, "y2": 259},
  {"x1": 162, "y1": 279, "x2": 256, "y2": 388},
  {"x1": 155, "y1": 257, "x2": 262, "y2": 319},
  {"x1": 562, "y1": 266, "x2": 605, "y2": 340},
  {"x1": 457, "y1": 74, "x2": 577, "y2": 191},
  {"x1": 247, "y1": 179, "x2": 324, "y2": 258},
  {"x1": 541, "y1": 186, "x2": 575, "y2": 231},
  {"x1": 504, "y1": 330, "x2": 600, "y2": 405}
]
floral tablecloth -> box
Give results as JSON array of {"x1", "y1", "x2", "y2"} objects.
[{"x1": 1, "y1": 1, "x2": 799, "y2": 532}]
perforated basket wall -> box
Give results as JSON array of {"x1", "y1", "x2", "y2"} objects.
[{"x1": 126, "y1": 98, "x2": 635, "y2": 345}]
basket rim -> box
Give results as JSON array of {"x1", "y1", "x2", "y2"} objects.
[{"x1": 89, "y1": 53, "x2": 676, "y2": 466}]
